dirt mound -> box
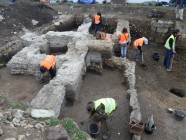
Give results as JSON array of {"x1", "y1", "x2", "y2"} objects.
[{"x1": 0, "y1": 2, "x2": 57, "y2": 46}]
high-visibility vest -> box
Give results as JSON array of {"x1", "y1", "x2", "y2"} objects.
[
  {"x1": 94, "y1": 15, "x2": 100, "y2": 24},
  {"x1": 40, "y1": 55, "x2": 56, "y2": 70},
  {"x1": 133, "y1": 37, "x2": 146, "y2": 49},
  {"x1": 119, "y1": 33, "x2": 129, "y2": 44},
  {"x1": 94, "y1": 98, "x2": 117, "y2": 115},
  {"x1": 164, "y1": 35, "x2": 176, "y2": 50}
]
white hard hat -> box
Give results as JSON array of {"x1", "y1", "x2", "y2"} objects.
[{"x1": 144, "y1": 37, "x2": 148, "y2": 45}]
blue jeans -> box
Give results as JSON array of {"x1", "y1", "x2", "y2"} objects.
[
  {"x1": 120, "y1": 44, "x2": 128, "y2": 58},
  {"x1": 135, "y1": 49, "x2": 143, "y2": 60},
  {"x1": 95, "y1": 24, "x2": 101, "y2": 33},
  {"x1": 164, "y1": 49, "x2": 173, "y2": 69}
]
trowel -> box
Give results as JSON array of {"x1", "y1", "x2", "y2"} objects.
[{"x1": 141, "y1": 52, "x2": 146, "y2": 67}]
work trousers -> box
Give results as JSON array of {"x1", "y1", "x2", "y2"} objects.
[
  {"x1": 49, "y1": 64, "x2": 56, "y2": 79},
  {"x1": 135, "y1": 46, "x2": 143, "y2": 61},
  {"x1": 95, "y1": 24, "x2": 101, "y2": 34},
  {"x1": 175, "y1": 6, "x2": 184, "y2": 20},
  {"x1": 120, "y1": 43, "x2": 128, "y2": 58},
  {"x1": 163, "y1": 49, "x2": 173, "y2": 69}
]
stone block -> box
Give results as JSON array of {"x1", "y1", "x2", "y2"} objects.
[
  {"x1": 152, "y1": 22, "x2": 164, "y2": 28},
  {"x1": 130, "y1": 92, "x2": 140, "y2": 111},
  {"x1": 156, "y1": 27, "x2": 168, "y2": 33},
  {"x1": 76, "y1": 40, "x2": 114, "y2": 59},
  {"x1": 47, "y1": 125, "x2": 70, "y2": 140},
  {"x1": 20, "y1": 33, "x2": 41, "y2": 47},
  {"x1": 31, "y1": 80, "x2": 66, "y2": 118},
  {"x1": 57, "y1": 61, "x2": 84, "y2": 100},
  {"x1": 130, "y1": 109, "x2": 142, "y2": 122},
  {"x1": 85, "y1": 52, "x2": 103, "y2": 74},
  {"x1": 132, "y1": 135, "x2": 141, "y2": 140}
]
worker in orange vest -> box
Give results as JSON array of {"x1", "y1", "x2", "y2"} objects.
[
  {"x1": 133, "y1": 37, "x2": 148, "y2": 62},
  {"x1": 94, "y1": 12, "x2": 102, "y2": 34},
  {"x1": 98, "y1": 31, "x2": 111, "y2": 41},
  {"x1": 118, "y1": 28, "x2": 129, "y2": 58},
  {"x1": 39, "y1": 55, "x2": 57, "y2": 79}
]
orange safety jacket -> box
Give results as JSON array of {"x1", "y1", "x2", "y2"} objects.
[
  {"x1": 133, "y1": 37, "x2": 145, "y2": 49},
  {"x1": 99, "y1": 31, "x2": 111, "y2": 41},
  {"x1": 40, "y1": 55, "x2": 56, "y2": 70},
  {"x1": 119, "y1": 33, "x2": 129, "y2": 44},
  {"x1": 94, "y1": 15, "x2": 100, "y2": 24}
]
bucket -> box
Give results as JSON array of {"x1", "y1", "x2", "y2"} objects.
[
  {"x1": 88, "y1": 123, "x2": 100, "y2": 138},
  {"x1": 153, "y1": 53, "x2": 160, "y2": 61},
  {"x1": 174, "y1": 110, "x2": 185, "y2": 121},
  {"x1": 144, "y1": 124, "x2": 155, "y2": 135}
]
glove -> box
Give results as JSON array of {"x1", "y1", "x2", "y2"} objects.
[{"x1": 172, "y1": 50, "x2": 176, "y2": 54}]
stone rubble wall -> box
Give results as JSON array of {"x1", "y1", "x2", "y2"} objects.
[
  {"x1": 77, "y1": 15, "x2": 92, "y2": 34},
  {"x1": 114, "y1": 19, "x2": 131, "y2": 42},
  {"x1": 0, "y1": 39, "x2": 23, "y2": 66},
  {"x1": 151, "y1": 19, "x2": 174, "y2": 33},
  {"x1": 75, "y1": 40, "x2": 114, "y2": 59},
  {"x1": 7, "y1": 15, "x2": 93, "y2": 118},
  {"x1": 150, "y1": 18, "x2": 174, "y2": 44},
  {"x1": 104, "y1": 56, "x2": 142, "y2": 140}
]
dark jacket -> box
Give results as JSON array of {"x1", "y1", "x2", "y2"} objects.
[{"x1": 176, "y1": 0, "x2": 185, "y2": 9}]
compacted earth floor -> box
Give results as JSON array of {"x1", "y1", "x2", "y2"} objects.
[{"x1": 60, "y1": 69, "x2": 131, "y2": 140}]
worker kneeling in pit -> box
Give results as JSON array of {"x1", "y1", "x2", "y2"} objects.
[
  {"x1": 39, "y1": 55, "x2": 57, "y2": 80},
  {"x1": 86, "y1": 98, "x2": 117, "y2": 140}
]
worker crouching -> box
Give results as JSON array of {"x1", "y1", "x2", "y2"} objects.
[
  {"x1": 86, "y1": 98, "x2": 117, "y2": 140},
  {"x1": 39, "y1": 55, "x2": 57, "y2": 80}
]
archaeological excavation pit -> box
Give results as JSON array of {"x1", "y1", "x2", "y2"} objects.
[
  {"x1": 47, "y1": 16, "x2": 84, "y2": 32},
  {"x1": 2, "y1": 9, "x2": 186, "y2": 140},
  {"x1": 60, "y1": 68, "x2": 131, "y2": 140},
  {"x1": 89, "y1": 17, "x2": 117, "y2": 35},
  {"x1": 3, "y1": 13, "x2": 140, "y2": 140}
]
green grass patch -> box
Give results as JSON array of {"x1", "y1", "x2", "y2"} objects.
[
  {"x1": 11, "y1": 102, "x2": 30, "y2": 110},
  {"x1": 35, "y1": 117, "x2": 61, "y2": 126},
  {"x1": 62, "y1": 118, "x2": 88, "y2": 140}
]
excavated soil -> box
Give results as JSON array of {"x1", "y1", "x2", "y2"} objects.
[
  {"x1": 0, "y1": 2, "x2": 56, "y2": 46},
  {"x1": 0, "y1": 2, "x2": 186, "y2": 140}
]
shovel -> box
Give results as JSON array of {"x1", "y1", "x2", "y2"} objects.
[{"x1": 141, "y1": 52, "x2": 146, "y2": 67}]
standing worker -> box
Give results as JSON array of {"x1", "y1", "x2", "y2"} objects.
[
  {"x1": 163, "y1": 29, "x2": 181, "y2": 71},
  {"x1": 175, "y1": 0, "x2": 185, "y2": 22},
  {"x1": 133, "y1": 37, "x2": 148, "y2": 62},
  {"x1": 86, "y1": 98, "x2": 117, "y2": 140},
  {"x1": 94, "y1": 12, "x2": 102, "y2": 35},
  {"x1": 118, "y1": 28, "x2": 129, "y2": 58},
  {"x1": 39, "y1": 55, "x2": 57, "y2": 79}
]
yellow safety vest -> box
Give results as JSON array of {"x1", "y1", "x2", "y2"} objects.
[
  {"x1": 94, "y1": 98, "x2": 117, "y2": 115},
  {"x1": 164, "y1": 35, "x2": 176, "y2": 50}
]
